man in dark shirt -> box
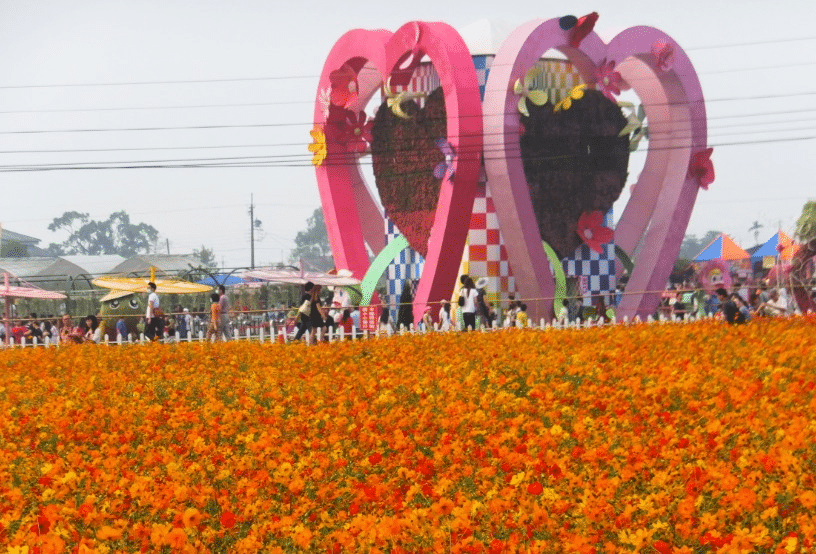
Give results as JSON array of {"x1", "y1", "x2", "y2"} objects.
[{"x1": 716, "y1": 287, "x2": 744, "y2": 324}]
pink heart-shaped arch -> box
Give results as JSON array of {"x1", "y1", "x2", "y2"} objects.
[
  {"x1": 483, "y1": 19, "x2": 708, "y2": 321},
  {"x1": 314, "y1": 22, "x2": 483, "y2": 323}
]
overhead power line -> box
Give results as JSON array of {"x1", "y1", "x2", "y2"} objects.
[
  {"x1": 0, "y1": 134, "x2": 811, "y2": 173},
  {"x1": 0, "y1": 33, "x2": 814, "y2": 91},
  {"x1": 0, "y1": 89, "x2": 814, "y2": 136}
]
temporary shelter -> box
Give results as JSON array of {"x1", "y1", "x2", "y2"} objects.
[{"x1": 693, "y1": 234, "x2": 749, "y2": 262}]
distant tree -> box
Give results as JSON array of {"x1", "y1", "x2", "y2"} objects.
[
  {"x1": 289, "y1": 208, "x2": 333, "y2": 271},
  {"x1": 678, "y1": 230, "x2": 721, "y2": 262},
  {"x1": 47, "y1": 211, "x2": 159, "y2": 257},
  {"x1": 192, "y1": 245, "x2": 218, "y2": 271},
  {"x1": 795, "y1": 200, "x2": 816, "y2": 242}
]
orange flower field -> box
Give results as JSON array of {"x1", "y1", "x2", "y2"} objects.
[{"x1": 2, "y1": 316, "x2": 816, "y2": 553}]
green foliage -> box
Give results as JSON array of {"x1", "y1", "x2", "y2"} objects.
[
  {"x1": 47, "y1": 211, "x2": 159, "y2": 257},
  {"x1": 192, "y1": 245, "x2": 217, "y2": 271},
  {"x1": 288, "y1": 208, "x2": 333, "y2": 271},
  {"x1": 795, "y1": 201, "x2": 816, "y2": 242},
  {"x1": 678, "y1": 230, "x2": 721, "y2": 261}
]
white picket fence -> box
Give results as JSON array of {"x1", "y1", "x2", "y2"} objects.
[{"x1": 3, "y1": 310, "x2": 795, "y2": 349}]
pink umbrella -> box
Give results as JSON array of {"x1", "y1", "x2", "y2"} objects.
[{"x1": 2, "y1": 273, "x2": 67, "y2": 345}]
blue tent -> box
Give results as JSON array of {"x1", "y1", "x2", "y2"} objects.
[
  {"x1": 750, "y1": 231, "x2": 793, "y2": 262},
  {"x1": 196, "y1": 274, "x2": 246, "y2": 287}
]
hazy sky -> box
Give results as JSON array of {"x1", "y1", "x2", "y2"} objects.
[{"x1": 0, "y1": 0, "x2": 814, "y2": 269}]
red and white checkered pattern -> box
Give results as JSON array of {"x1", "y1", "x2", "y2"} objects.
[{"x1": 466, "y1": 182, "x2": 516, "y2": 303}]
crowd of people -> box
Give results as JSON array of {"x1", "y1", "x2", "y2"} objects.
[
  {"x1": 662, "y1": 280, "x2": 799, "y2": 325},
  {"x1": 2, "y1": 275, "x2": 809, "y2": 346}
]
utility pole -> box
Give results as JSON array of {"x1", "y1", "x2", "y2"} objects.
[
  {"x1": 249, "y1": 194, "x2": 255, "y2": 269},
  {"x1": 748, "y1": 220, "x2": 763, "y2": 246}
]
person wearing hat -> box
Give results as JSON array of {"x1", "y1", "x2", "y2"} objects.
[{"x1": 421, "y1": 305, "x2": 434, "y2": 332}]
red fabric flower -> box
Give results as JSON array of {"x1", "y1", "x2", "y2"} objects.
[
  {"x1": 688, "y1": 147, "x2": 715, "y2": 189},
  {"x1": 368, "y1": 452, "x2": 382, "y2": 465},
  {"x1": 651, "y1": 39, "x2": 675, "y2": 72},
  {"x1": 569, "y1": 12, "x2": 599, "y2": 48},
  {"x1": 327, "y1": 108, "x2": 373, "y2": 154},
  {"x1": 595, "y1": 59, "x2": 623, "y2": 101},
  {"x1": 576, "y1": 211, "x2": 614, "y2": 254},
  {"x1": 653, "y1": 540, "x2": 672, "y2": 554},
  {"x1": 220, "y1": 511, "x2": 236, "y2": 529},
  {"x1": 329, "y1": 64, "x2": 358, "y2": 107},
  {"x1": 527, "y1": 481, "x2": 543, "y2": 495}
]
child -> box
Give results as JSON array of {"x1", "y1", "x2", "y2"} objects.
[
  {"x1": 206, "y1": 293, "x2": 221, "y2": 342},
  {"x1": 516, "y1": 303, "x2": 529, "y2": 328}
]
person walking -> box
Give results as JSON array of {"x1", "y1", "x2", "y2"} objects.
[
  {"x1": 218, "y1": 285, "x2": 231, "y2": 341},
  {"x1": 459, "y1": 277, "x2": 479, "y2": 331},
  {"x1": 145, "y1": 282, "x2": 164, "y2": 341}
]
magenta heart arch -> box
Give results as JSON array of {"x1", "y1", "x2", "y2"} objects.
[
  {"x1": 313, "y1": 23, "x2": 483, "y2": 323},
  {"x1": 483, "y1": 19, "x2": 710, "y2": 322}
]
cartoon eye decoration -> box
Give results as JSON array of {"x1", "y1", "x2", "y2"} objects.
[
  {"x1": 129, "y1": 298, "x2": 141, "y2": 309},
  {"x1": 109, "y1": 300, "x2": 120, "y2": 309}
]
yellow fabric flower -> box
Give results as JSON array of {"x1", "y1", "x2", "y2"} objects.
[
  {"x1": 554, "y1": 84, "x2": 586, "y2": 112},
  {"x1": 308, "y1": 126, "x2": 327, "y2": 166}
]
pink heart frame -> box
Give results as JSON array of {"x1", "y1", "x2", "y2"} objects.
[
  {"x1": 483, "y1": 19, "x2": 708, "y2": 321},
  {"x1": 314, "y1": 22, "x2": 483, "y2": 322}
]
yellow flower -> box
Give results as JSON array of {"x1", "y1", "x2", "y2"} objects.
[
  {"x1": 554, "y1": 84, "x2": 586, "y2": 112},
  {"x1": 308, "y1": 126, "x2": 327, "y2": 166}
]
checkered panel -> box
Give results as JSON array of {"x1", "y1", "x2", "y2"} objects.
[
  {"x1": 466, "y1": 182, "x2": 516, "y2": 305},
  {"x1": 386, "y1": 63, "x2": 440, "y2": 108},
  {"x1": 562, "y1": 210, "x2": 616, "y2": 298},
  {"x1": 472, "y1": 55, "x2": 494, "y2": 101},
  {"x1": 530, "y1": 60, "x2": 584, "y2": 105},
  {"x1": 386, "y1": 218, "x2": 424, "y2": 320}
]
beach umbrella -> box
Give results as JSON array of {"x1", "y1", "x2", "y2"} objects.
[
  {"x1": 2, "y1": 272, "x2": 67, "y2": 345},
  {"x1": 196, "y1": 274, "x2": 247, "y2": 287},
  {"x1": 693, "y1": 234, "x2": 749, "y2": 262}
]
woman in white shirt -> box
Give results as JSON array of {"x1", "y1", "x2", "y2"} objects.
[
  {"x1": 459, "y1": 278, "x2": 479, "y2": 331},
  {"x1": 438, "y1": 302, "x2": 452, "y2": 331},
  {"x1": 85, "y1": 315, "x2": 103, "y2": 343}
]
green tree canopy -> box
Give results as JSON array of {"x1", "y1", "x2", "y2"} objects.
[
  {"x1": 192, "y1": 245, "x2": 218, "y2": 272},
  {"x1": 289, "y1": 208, "x2": 333, "y2": 271},
  {"x1": 795, "y1": 200, "x2": 816, "y2": 242},
  {"x1": 678, "y1": 230, "x2": 721, "y2": 262},
  {"x1": 46, "y1": 211, "x2": 159, "y2": 256}
]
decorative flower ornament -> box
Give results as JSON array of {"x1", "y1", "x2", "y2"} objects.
[
  {"x1": 651, "y1": 39, "x2": 675, "y2": 72},
  {"x1": 595, "y1": 59, "x2": 623, "y2": 101},
  {"x1": 318, "y1": 87, "x2": 332, "y2": 119},
  {"x1": 335, "y1": 110, "x2": 373, "y2": 154},
  {"x1": 308, "y1": 126, "x2": 327, "y2": 166},
  {"x1": 568, "y1": 12, "x2": 599, "y2": 48},
  {"x1": 576, "y1": 210, "x2": 614, "y2": 254},
  {"x1": 688, "y1": 147, "x2": 715, "y2": 189},
  {"x1": 328, "y1": 64, "x2": 358, "y2": 107},
  {"x1": 554, "y1": 84, "x2": 586, "y2": 112},
  {"x1": 433, "y1": 138, "x2": 456, "y2": 180},
  {"x1": 513, "y1": 67, "x2": 548, "y2": 117},
  {"x1": 383, "y1": 76, "x2": 426, "y2": 119}
]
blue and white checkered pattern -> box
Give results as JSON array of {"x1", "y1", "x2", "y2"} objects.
[
  {"x1": 562, "y1": 210, "x2": 616, "y2": 299},
  {"x1": 386, "y1": 218, "x2": 425, "y2": 319},
  {"x1": 472, "y1": 55, "x2": 493, "y2": 101}
]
